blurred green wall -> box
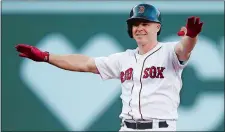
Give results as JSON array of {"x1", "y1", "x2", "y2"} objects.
[{"x1": 2, "y1": 1, "x2": 224, "y2": 131}]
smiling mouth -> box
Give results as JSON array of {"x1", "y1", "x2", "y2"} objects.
[{"x1": 135, "y1": 34, "x2": 147, "y2": 36}]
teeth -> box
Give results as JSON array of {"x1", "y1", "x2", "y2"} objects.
[{"x1": 136, "y1": 34, "x2": 146, "y2": 36}]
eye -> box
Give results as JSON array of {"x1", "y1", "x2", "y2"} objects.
[
  {"x1": 142, "y1": 23, "x2": 149, "y2": 26},
  {"x1": 133, "y1": 22, "x2": 140, "y2": 27}
]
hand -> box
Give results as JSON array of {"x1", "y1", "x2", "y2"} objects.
[
  {"x1": 177, "y1": 16, "x2": 203, "y2": 38},
  {"x1": 15, "y1": 44, "x2": 49, "y2": 62}
]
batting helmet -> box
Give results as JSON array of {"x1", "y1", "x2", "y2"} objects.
[{"x1": 126, "y1": 4, "x2": 162, "y2": 38}]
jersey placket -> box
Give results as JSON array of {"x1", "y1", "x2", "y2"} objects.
[
  {"x1": 130, "y1": 54, "x2": 145, "y2": 120},
  {"x1": 131, "y1": 45, "x2": 162, "y2": 120}
]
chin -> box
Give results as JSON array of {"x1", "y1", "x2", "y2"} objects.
[
  {"x1": 135, "y1": 37, "x2": 148, "y2": 43},
  {"x1": 136, "y1": 40, "x2": 149, "y2": 46}
]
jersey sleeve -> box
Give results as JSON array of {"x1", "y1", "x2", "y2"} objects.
[
  {"x1": 94, "y1": 52, "x2": 123, "y2": 80},
  {"x1": 169, "y1": 41, "x2": 189, "y2": 71}
]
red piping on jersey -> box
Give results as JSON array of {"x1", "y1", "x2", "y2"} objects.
[
  {"x1": 138, "y1": 46, "x2": 162, "y2": 120},
  {"x1": 134, "y1": 54, "x2": 137, "y2": 63},
  {"x1": 127, "y1": 52, "x2": 138, "y2": 120},
  {"x1": 128, "y1": 84, "x2": 134, "y2": 120}
]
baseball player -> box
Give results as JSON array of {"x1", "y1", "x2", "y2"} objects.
[{"x1": 15, "y1": 3, "x2": 203, "y2": 131}]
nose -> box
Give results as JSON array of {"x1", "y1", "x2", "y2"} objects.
[{"x1": 136, "y1": 24, "x2": 144, "y2": 31}]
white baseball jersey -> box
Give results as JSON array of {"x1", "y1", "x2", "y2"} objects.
[{"x1": 94, "y1": 41, "x2": 188, "y2": 121}]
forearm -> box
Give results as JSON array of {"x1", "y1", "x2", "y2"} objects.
[
  {"x1": 176, "y1": 36, "x2": 198, "y2": 61},
  {"x1": 179, "y1": 36, "x2": 197, "y2": 54},
  {"x1": 48, "y1": 54, "x2": 93, "y2": 72}
]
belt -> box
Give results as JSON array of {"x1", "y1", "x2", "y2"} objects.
[{"x1": 124, "y1": 120, "x2": 168, "y2": 130}]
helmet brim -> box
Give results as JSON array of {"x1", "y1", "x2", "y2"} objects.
[{"x1": 126, "y1": 17, "x2": 160, "y2": 24}]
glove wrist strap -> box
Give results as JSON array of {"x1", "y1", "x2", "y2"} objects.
[
  {"x1": 186, "y1": 32, "x2": 198, "y2": 38},
  {"x1": 43, "y1": 52, "x2": 49, "y2": 62}
]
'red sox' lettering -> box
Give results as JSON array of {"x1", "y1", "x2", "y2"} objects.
[
  {"x1": 143, "y1": 66, "x2": 165, "y2": 78},
  {"x1": 121, "y1": 66, "x2": 165, "y2": 83},
  {"x1": 120, "y1": 68, "x2": 133, "y2": 83}
]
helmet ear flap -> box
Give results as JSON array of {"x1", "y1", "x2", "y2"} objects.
[{"x1": 127, "y1": 24, "x2": 133, "y2": 38}]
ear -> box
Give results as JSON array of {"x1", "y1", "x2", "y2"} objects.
[
  {"x1": 131, "y1": 25, "x2": 136, "y2": 37},
  {"x1": 157, "y1": 24, "x2": 161, "y2": 32}
]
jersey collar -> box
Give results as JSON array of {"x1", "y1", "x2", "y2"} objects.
[{"x1": 135, "y1": 42, "x2": 162, "y2": 58}]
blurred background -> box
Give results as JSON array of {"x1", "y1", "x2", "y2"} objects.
[{"x1": 1, "y1": 0, "x2": 224, "y2": 131}]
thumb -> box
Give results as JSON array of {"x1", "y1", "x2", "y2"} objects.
[
  {"x1": 19, "y1": 53, "x2": 29, "y2": 58},
  {"x1": 177, "y1": 26, "x2": 187, "y2": 36}
]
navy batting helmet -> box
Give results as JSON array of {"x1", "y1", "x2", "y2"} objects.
[{"x1": 126, "y1": 4, "x2": 162, "y2": 38}]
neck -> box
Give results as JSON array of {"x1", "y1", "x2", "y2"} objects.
[{"x1": 137, "y1": 40, "x2": 158, "y2": 55}]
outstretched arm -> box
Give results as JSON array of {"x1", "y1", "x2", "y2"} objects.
[
  {"x1": 175, "y1": 16, "x2": 204, "y2": 61},
  {"x1": 49, "y1": 54, "x2": 98, "y2": 73},
  {"x1": 15, "y1": 44, "x2": 98, "y2": 73}
]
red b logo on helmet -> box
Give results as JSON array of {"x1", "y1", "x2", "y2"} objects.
[{"x1": 138, "y1": 6, "x2": 145, "y2": 13}]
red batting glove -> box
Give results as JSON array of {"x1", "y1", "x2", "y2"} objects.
[
  {"x1": 177, "y1": 16, "x2": 203, "y2": 38},
  {"x1": 15, "y1": 44, "x2": 49, "y2": 62}
]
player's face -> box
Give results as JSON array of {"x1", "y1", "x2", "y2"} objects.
[{"x1": 132, "y1": 21, "x2": 160, "y2": 42}]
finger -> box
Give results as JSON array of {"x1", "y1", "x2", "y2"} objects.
[
  {"x1": 15, "y1": 44, "x2": 31, "y2": 49},
  {"x1": 19, "y1": 53, "x2": 29, "y2": 58},
  {"x1": 15, "y1": 44, "x2": 32, "y2": 49},
  {"x1": 17, "y1": 47, "x2": 31, "y2": 54},
  {"x1": 16, "y1": 44, "x2": 32, "y2": 53},
  {"x1": 195, "y1": 17, "x2": 200, "y2": 24},
  {"x1": 187, "y1": 16, "x2": 195, "y2": 26}
]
